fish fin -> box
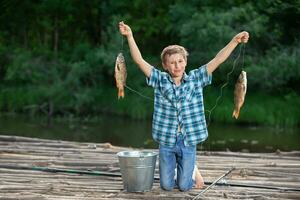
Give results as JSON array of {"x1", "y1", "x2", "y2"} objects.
[
  {"x1": 232, "y1": 109, "x2": 240, "y2": 119},
  {"x1": 243, "y1": 84, "x2": 247, "y2": 93},
  {"x1": 118, "y1": 88, "x2": 125, "y2": 99}
]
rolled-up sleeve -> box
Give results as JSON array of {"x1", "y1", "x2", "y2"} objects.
[
  {"x1": 193, "y1": 65, "x2": 212, "y2": 87},
  {"x1": 146, "y1": 67, "x2": 160, "y2": 88}
]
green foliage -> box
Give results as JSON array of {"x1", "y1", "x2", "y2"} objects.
[
  {"x1": 0, "y1": 0, "x2": 299, "y2": 127},
  {"x1": 247, "y1": 44, "x2": 300, "y2": 93},
  {"x1": 243, "y1": 92, "x2": 300, "y2": 127},
  {"x1": 255, "y1": 0, "x2": 300, "y2": 45},
  {"x1": 204, "y1": 88, "x2": 300, "y2": 127},
  {"x1": 170, "y1": 3, "x2": 269, "y2": 67}
]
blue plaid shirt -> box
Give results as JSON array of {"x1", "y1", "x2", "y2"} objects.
[{"x1": 146, "y1": 65, "x2": 212, "y2": 147}]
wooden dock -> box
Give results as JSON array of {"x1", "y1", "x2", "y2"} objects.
[{"x1": 0, "y1": 135, "x2": 299, "y2": 199}]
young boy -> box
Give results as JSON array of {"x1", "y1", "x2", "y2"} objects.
[{"x1": 119, "y1": 21, "x2": 249, "y2": 191}]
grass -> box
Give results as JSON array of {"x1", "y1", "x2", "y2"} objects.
[
  {"x1": 204, "y1": 87, "x2": 300, "y2": 127},
  {"x1": 0, "y1": 85, "x2": 299, "y2": 127}
]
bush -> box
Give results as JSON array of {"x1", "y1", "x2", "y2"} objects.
[{"x1": 247, "y1": 44, "x2": 300, "y2": 93}]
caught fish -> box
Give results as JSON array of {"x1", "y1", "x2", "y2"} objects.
[
  {"x1": 232, "y1": 71, "x2": 247, "y2": 119},
  {"x1": 114, "y1": 53, "x2": 127, "y2": 99}
]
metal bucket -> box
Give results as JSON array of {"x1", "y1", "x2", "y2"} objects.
[{"x1": 117, "y1": 151, "x2": 158, "y2": 192}]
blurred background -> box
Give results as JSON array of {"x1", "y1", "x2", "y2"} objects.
[{"x1": 0, "y1": 0, "x2": 299, "y2": 152}]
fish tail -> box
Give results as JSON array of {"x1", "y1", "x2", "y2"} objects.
[
  {"x1": 118, "y1": 88, "x2": 125, "y2": 99},
  {"x1": 232, "y1": 109, "x2": 240, "y2": 119}
]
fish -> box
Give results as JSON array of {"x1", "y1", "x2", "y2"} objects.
[
  {"x1": 114, "y1": 53, "x2": 127, "y2": 99},
  {"x1": 232, "y1": 71, "x2": 247, "y2": 119}
]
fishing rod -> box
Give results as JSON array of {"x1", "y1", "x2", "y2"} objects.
[
  {"x1": 192, "y1": 167, "x2": 235, "y2": 200},
  {"x1": 1, "y1": 164, "x2": 300, "y2": 192},
  {"x1": 0, "y1": 164, "x2": 122, "y2": 177}
]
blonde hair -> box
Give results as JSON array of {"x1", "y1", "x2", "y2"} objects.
[{"x1": 160, "y1": 45, "x2": 189, "y2": 64}]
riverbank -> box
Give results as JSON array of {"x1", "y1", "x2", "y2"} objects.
[
  {"x1": 0, "y1": 114, "x2": 299, "y2": 152},
  {"x1": 0, "y1": 135, "x2": 299, "y2": 199},
  {"x1": 203, "y1": 88, "x2": 300, "y2": 127},
  {"x1": 1, "y1": 86, "x2": 300, "y2": 127}
]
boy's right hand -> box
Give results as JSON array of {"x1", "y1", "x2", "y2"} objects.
[{"x1": 119, "y1": 21, "x2": 132, "y2": 38}]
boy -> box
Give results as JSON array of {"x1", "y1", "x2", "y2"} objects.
[{"x1": 119, "y1": 21, "x2": 249, "y2": 191}]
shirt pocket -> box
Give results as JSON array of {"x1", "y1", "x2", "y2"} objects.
[
  {"x1": 185, "y1": 86, "x2": 196, "y2": 102},
  {"x1": 159, "y1": 86, "x2": 174, "y2": 103},
  {"x1": 158, "y1": 95, "x2": 171, "y2": 105},
  {"x1": 185, "y1": 86, "x2": 202, "y2": 104}
]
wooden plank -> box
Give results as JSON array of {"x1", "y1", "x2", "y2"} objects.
[{"x1": 0, "y1": 135, "x2": 300, "y2": 200}]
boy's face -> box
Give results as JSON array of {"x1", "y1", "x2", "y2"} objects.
[{"x1": 162, "y1": 53, "x2": 187, "y2": 79}]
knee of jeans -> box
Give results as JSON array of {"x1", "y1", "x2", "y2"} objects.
[
  {"x1": 178, "y1": 182, "x2": 192, "y2": 192},
  {"x1": 160, "y1": 180, "x2": 174, "y2": 191},
  {"x1": 160, "y1": 185, "x2": 174, "y2": 191}
]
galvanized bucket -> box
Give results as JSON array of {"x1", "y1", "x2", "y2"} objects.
[{"x1": 117, "y1": 151, "x2": 158, "y2": 192}]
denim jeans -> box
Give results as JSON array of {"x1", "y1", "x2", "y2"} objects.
[{"x1": 159, "y1": 134, "x2": 196, "y2": 191}]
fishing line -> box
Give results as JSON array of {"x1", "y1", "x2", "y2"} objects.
[
  {"x1": 124, "y1": 85, "x2": 154, "y2": 101},
  {"x1": 119, "y1": 34, "x2": 154, "y2": 101},
  {"x1": 242, "y1": 43, "x2": 246, "y2": 70},
  {"x1": 119, "y1": 33, "x2": 247, "y2": 115},
  {"x1": 204, "y1": 43, "x2": 246, "y2": 173},
  {"x1": 121, "y1": 33, "x2": 124, "y2": 53},
  {"x1": 205, "y1": 43, "x2": 245, "y2": 127}
]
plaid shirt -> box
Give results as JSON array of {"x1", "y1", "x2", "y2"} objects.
[{"x1": 146, "y1": 65, "x2": 212, "y2": 147}]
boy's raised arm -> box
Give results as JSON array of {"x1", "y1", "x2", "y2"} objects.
[
  {"x1": 119, "y1": 21, "x2": 152, "y2": 78},
  {"x1": 207, "y1": 31, "x2": 249, "y2": 74}
]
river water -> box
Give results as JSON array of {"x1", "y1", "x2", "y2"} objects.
[{"x1": 0, "y1": 114, "x2": 299, "y2": 152}]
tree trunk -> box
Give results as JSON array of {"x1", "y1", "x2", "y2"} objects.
[
  {"x1": 54, "y1": 15, "x2": 59, "y2": 56},
  {"x1": 47, "y1": 100, "x2": 53, "y2": 126},
  {"x1": 23, "y1": 26, "x2": 28, "y2": 48}
]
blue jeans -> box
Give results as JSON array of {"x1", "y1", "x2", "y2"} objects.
[{"x1": 159, "y1": 134, "x2": 196, "y2": 191}]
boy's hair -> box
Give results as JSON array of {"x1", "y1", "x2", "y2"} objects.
[{"x1": 160, "y1": 45, "x2": 189, "y2": 64}]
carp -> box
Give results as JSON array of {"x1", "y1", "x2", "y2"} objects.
[
  {"x1": 114, "y1": 53, "x2": 127, "y2": 99},
  {"x1": 232, "y1": 71, "x2": 247, "y2": 119}
]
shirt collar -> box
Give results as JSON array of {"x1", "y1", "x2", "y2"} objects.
[
  {"x1": 167, "y1": 72, "x2": 189, "y2": 84},
  {"x1": 182, "y1": 72, "x2": 188, "y2": 82}
]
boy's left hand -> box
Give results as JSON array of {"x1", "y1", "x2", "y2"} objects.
[{"x1": 233, "y1": 31, "x2": 249, "y2": 44}]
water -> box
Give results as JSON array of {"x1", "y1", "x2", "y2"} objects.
[{"x1": 0, "y1": 114, "x2": 299, "y2": 152}]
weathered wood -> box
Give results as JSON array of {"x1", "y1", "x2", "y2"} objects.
[{"x1": 0, "y1": 135, "x2": 300, "y2": 200}]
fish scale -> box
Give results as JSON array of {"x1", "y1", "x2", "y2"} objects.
[
  {"x1": 114, "y1": 53, "x2": 127, "y2": 99},
  {"x1": 232, "y1": 70, "x2": 247, "y2": 119}
]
